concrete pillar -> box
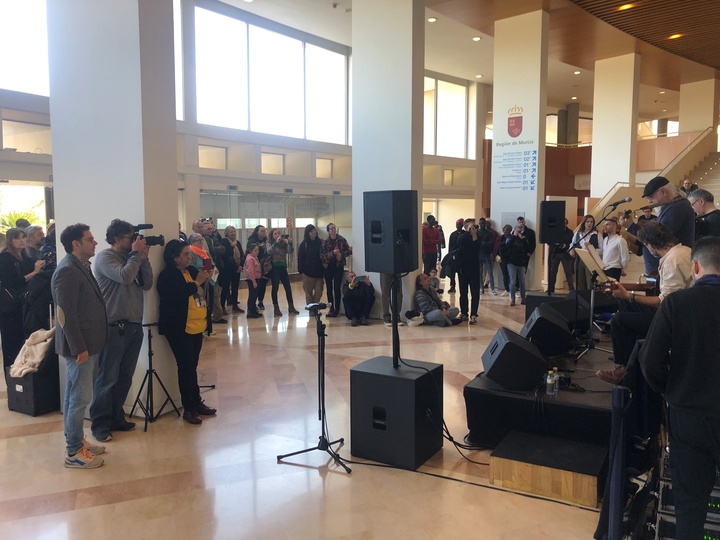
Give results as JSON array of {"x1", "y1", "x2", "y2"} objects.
[
  {"x1": 491, "y1": 10, "x2": 549, "y2": 291},
  {"x1": 590, "y1": 53, "x2": 640, "y2": 195},
  {"x1": 557, "y1": 109, "x2": 568, "y2": 145},
  {"x1": 47, "y1": 0, "x2": 181, "y2": 413},
  {"x1": 566, "y1": 102, "x2": 579, "y2": 145},
  {"x1": 656, "y1": 118, "x2": 669, "y2": 137},
  {"x1": 679, "y1": 79, "x2": 720, "y2": 140},
  {"x1": 351, "y1": 0, "x2": 424, "y2": 313}
]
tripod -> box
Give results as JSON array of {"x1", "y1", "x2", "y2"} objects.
[
  {"x1": 130, "y1": 323, "x2": 181, "y2": 431},
  {"x1": 576, "y1": 270, "x2": 613, "y2": 359},
  {"x1": 277, "y1": 304, "x2": 351, "y2": 473}
]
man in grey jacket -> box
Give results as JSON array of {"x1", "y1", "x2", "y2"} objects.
[
  {"x1": 90, "y1": 219, "x2": 153, "y2": 443},
  {"x1": 52, "y1": 224, "x2": 107, "y2": 469}
]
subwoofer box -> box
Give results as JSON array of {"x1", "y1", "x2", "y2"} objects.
[
  {"x1": 482, "y1": 327, "x2": 547, "y2": 390},
  {"x1": 521, "y1": 304, "x2": 573, "y2": 357},
  {"x1": 350, "y1": 356, "x2": 443, "y2": 470}
]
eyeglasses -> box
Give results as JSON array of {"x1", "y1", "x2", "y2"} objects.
[{"x1": 690, "y1": 199, "x2": 701, "y2": 207}]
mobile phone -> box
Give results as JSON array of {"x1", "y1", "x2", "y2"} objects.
[
  {"x1": 281, "y1": 234, "x2": 290, "y2": 239},
  {"x1": 202, "y1": 258, "x2": 212, "y2": 272},
  {"x1": 354, "y1": 275, "x2": 366, "y2": 281}
]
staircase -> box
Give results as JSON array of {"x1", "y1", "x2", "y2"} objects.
[{"x1": 688, "y1": 152, "x2": 720, "y2": 198}]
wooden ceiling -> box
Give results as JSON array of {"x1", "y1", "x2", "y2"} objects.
[{"x1": 426, "y1": 0, "x2": 719, "y2": 91}]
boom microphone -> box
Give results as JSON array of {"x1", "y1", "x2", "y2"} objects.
[
  {"x1": 135, "y1": 224, "x2": 154, "y2": 230},
  {"x1": 609, "y1": 197, "x2": 632, "y2": 207}
]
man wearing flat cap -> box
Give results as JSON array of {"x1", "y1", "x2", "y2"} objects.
[{"x1": 641, "y1": 176, "x2": 695, "y2": 273}]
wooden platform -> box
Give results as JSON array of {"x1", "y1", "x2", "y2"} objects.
[{"x1": 489, "y1": 431, "x2": 608, "y2": 508}]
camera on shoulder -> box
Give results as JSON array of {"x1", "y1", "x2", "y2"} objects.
[{"x1": 133, "y1": 223, "x2": 165, "y2": 246}]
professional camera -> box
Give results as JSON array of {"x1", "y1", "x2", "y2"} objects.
[{"x1": 132, "y1": 223, "x2": 165, "y2": 247}]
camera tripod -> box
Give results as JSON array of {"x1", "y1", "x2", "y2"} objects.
[
  {"x1": 277, "y1": 303, "x2": 351, "y2": 473},
  {"x1": 130, "y1": 323, "x2": 181, "y2": 431}
]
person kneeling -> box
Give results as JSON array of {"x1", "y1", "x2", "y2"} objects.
[
  {"x1": 415, "y1": 273, "x2": 460, "y2": 327},
  {"x1": 342, "y1": 272, "x2": 375, "y2": 326}
]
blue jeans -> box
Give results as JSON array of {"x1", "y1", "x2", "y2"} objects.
[
  {"x1": 479, "y1": 255, "x2": 495, "y2": 291},
  {"x1": 425, "y1": 307, "x2": 460, "y2": 327},
  {"x1": 63, "y1": 353, "x2": 99, "y2": 455},
  {"x1": 90, "y1": 323, "x2": 143, "y2": 435},
  {"x1": 507, "y1": 264, "x2": 526, "y2": 302}
]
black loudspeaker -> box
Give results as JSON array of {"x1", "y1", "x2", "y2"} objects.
[
  {"x1": 520, "y1": 304, "x2": 573, "y2": 357},
  {"x1": 364, "y1": 190, "x2": 418, "y2": 274},
  {"x1": 524, "y1": 292, "x2": 567, "y2": 321},
  {"x1": 543, "y1": 299, "x2": 591, "y2": 330},
  {"x1": 539, "y1": 200, "x2": 566, "y2": 244},
  {"x1": 481, "y1": 327, "x2": 547, "y2": 390},
  {"x1": 350, "y1": 356, "x2": 443, "y2": 470}
]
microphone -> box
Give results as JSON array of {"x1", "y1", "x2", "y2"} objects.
[
  {"x1": 305, "y1": 302, "x2": 327, "y2": 311},
  {"x1": 135, "y1": 224, "x2": 154, "y2": 230},
  {"x1": 609, "y1": 197, "x2": 632, "y2": 207}
]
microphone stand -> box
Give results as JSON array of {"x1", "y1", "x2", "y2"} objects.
[
  {"x1": 276, "y1": 304, "x2": 351, "y2": 473},
  {"x1": 568, "y1": 203, "x2": 624, "y2": 356}
]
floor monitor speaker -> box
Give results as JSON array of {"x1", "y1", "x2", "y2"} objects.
[
  {"x1": 363, "y1": 191, "x2": 418, "y2": 274},
  {"x1": 542, "y1": 299, "x2": 591, "y2": 330},
  {"x1": 350, "y1": 356, "x2": 443, "y2": 470},
  {"x1": 481, "y1": 327, "x2": 547, "y2": 391},
  {"x1": 520, "y1": 304, "x2": 573, "y2": 356},
  {"x1": 539, "y1": 201, "x2": 566, "y2": 244}
]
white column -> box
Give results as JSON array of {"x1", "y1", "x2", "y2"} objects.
[
  {"x1": 351, "y1": 0, "x2": 425, "y2": 310},
  {"x1": 590, "y1": 54, "x2": 640, "y2": 195},
  {"x1": 491, "y1": 10, "x2": 549, "y2": 291},
  {"x1": 47, "y1": 0, "x2": 181, "y2": 412},
  {"x1": 679, "y1": 79, "x2": 720, "y2": 141}
]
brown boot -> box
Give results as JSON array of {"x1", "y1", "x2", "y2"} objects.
[
  {"x1": 274, "y1": 304, "x2": 283, "y2": 316},
  {"x1": 288, "y1": 302, "x2": 300, "y2": 315}
]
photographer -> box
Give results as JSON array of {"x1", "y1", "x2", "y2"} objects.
[{"x1": 90, "y1": 219, "x2": 153, "y2": 443}]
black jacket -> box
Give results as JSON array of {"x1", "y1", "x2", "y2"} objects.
[
  {"x1": 639, "y1": 279, "x2": 720, "y2": 418},
  {"x1": 297, "y1": 238, "x2": 323, "y2": 278},
  {"x1": 157, "y1": 264, "x2": 200, "y2": 335}
]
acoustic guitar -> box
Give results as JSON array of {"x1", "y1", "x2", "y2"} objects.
[{"x1": 620, "y1": 229, "x2": 643, "y2": 256}]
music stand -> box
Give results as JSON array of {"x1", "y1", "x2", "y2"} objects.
[
  {"x1": 276, "y1": 303, "x2": 351, "y2": 473},
  {"x1": 129, "y1": 323, "x2": 181, "y2": 431},
  {"x1": 575, "y1": 248, "x2": 614, "y2": 357}
]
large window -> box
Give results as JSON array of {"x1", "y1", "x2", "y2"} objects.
[
  {"x1": 188, "y1": 4, "x2": 349, "y2": 144},
  {"x1": 249, "y1": 26, "x2": 304, "y2": 138},
  {"x1": 423, "y1": 76, "x2": 469, "y2": 158},
  {"x1": 0, "y1": 0, "x2": 49, "y2": 96},
  {"x1": 305, "y1": 44, "x2": 346, "y2": 144},
  {"x1": 195, "y1": 7, "x2": 248, "y2": 129}
]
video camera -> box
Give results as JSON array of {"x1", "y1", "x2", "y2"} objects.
[{"x1": 132, "y1": 223, "x2": 165, "y2": 247}]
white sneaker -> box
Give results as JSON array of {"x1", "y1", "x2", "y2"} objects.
[
  {"x1": 469, "y1": 315, "x2": 477, "y2": 324},
  {"x1": 492, "y1": 289, "x2": 498, "y2": 296},
  {"x1": 500, "y1": 290, "x2": 508, "y2": 297}
]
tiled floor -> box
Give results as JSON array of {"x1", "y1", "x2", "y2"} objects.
[{"x1": 0, "y1": 282, "x2": 604, "y2": 539}]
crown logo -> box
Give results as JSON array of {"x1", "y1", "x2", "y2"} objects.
[{"x1": 508, "y1": 105, "x2": 523, "y2": 116}]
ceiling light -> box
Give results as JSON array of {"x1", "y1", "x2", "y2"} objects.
[
  {"x1": 659, "y1": 91, "x2": 666, "y2": 94},
  {"x1": 668, "y1": 34, "x2": 682, "y2": 40},
  {"x1": 618, "y1": 3, "x2": 634, "y2": 10},
  {"x1": 573, "y1": 70, "x2": 581, "y2": 75},
  {"x1": 427, "y1": 17, "x2": 437, "y2": 23},
  {"x1": 571, "y1": 96, "x2": 577, "y2": 100},
  {"x1": 475, "y1": 74, "x2": 483, "y2": 78},
  {"x1": 472, "y1": 36, "x2": 482, "y2": 42},
  {"x1": 662, "y1": 109, "x2": 667, "y2": 112}
]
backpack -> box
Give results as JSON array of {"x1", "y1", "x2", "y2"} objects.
[{"x1": 439, "y1": 249, "x2": 460, "y2": 278}]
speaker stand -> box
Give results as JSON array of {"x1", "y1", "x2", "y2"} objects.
[
  {"x1": 277, "y1": 306, "x2": 351, "y2": 473},
  {"x1": 576, "y1": 272, "x2": 613, "y2": 360},
  {"x1": 391, "y1": 274, "x2": 401, "y2": 368}
]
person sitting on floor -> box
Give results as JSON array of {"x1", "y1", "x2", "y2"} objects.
[
  {"x1": 414, "y1": 273, "x2": 460, "y2": 327},
  {"x1": 341, "y1": 271, "x2": 375, "y2": 326}
]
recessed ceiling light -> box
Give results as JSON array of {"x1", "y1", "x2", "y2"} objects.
[
  {"x1": 427, "y1": 17, "x2": 437, "y2": 23},
  {"x1": 472, "y1": 36, "x2": 482, "y2": 42},
  {"x1": 662, "y1": 109, "x2": 667, "y2": 112},
  {"x1": 475, "y1": 74, "x2": 483, "y2": 78},
  {"x1": 573, "y1": 71, "x2": 581, "y2": 75},
  {"x1": 659, "y1": 91, "x2": 666, "y2": 94},
  {"x1": 571, "y1": 96, "x2": 577, "y2": 100},
  {"x1": 618, "y1": 3, "x2": 634, "y2": 10},
  {"x1": 668, "y1": 34, "x2": 682, "y2": 40}
]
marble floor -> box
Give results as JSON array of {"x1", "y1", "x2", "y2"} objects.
[{"x1": 0, "y1": 281, "x2": 605, "y2": 539}]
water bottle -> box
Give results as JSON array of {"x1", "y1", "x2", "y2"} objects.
[
  {"x1": 545, "y1": 371, "x2": 556, "y2": 396},
  {"x1": 553, "y1": 367, "x2": 560, "y2": 393}
]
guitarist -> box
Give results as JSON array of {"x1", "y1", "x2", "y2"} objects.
[{"x1": 598, "y1": 222, "x2": 693, "y2": 384}]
